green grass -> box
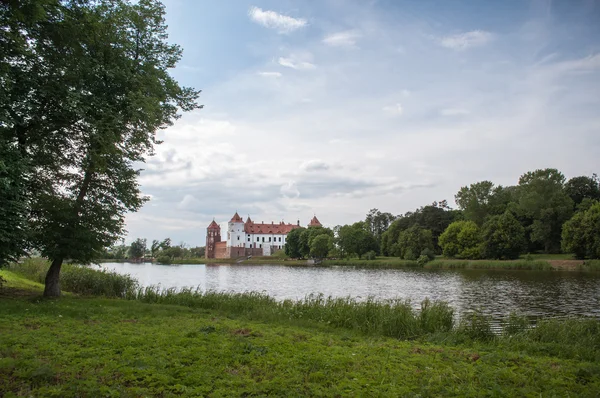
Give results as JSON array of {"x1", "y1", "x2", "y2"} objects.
[
  {"x1": 7, "y1": 258, "x2": 137, "y2": 297},
  {"x1": 321, "y1": 257, "x2": 555, "y2": 270},
  {"x1": 1, "y1": 271, "x2": 599, "y2": 396}
]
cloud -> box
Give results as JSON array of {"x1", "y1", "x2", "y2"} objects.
[
  {"x1": 177, "y1": 194, "x2": 202, "y2": 211},
  {"x1": 248, "y1": 6, "x2": 307, "y2": 34},
  {"x1": 382, "y1": 103, "x2": 403, "y2": 116},
  {"x1": 301, "y1": 159, "x2": 329, "y2": 171},
  {"x1": 280, "y1": 181, "x2": 300, "y2": 198},
  {"x1": 258, "y1": 71, "x2": 282, "y2": 78},
  {"x1": 440, "y1": 108, "x2": 470, "y2": 116},
  {"x1": 439, "y1": 30, "x2": 493, "y2": 50},
  {"x1": 323, "y1": 31, "x2": 361, "y2": 48},
  {"x1": 278, "y1": 57, "x2": 316, "y2": 70}
]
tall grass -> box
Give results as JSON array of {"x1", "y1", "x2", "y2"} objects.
[
  {"x1": 8, "y1": 258, "x2": 137, "y2": 297},
  {"x1": 127, "y1": 287, "x2": 454, "y2": 339},
  {"x1": 425, "y1": 259, "x2": 553, "y2": 270}
]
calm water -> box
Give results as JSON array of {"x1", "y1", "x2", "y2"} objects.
[{"x1": 100, "y1": 262, "x2": 600, "y2": 319}]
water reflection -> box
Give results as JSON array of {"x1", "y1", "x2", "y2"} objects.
[{"x1": 100, "y1": 262, "x2": 600, "y2": 319}]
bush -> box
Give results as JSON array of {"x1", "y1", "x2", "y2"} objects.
[
  {"x1": 396, "y1": 225, "x2": 434, "y2": 261},
  {"x1": 156, "y1": 256, "x2": 172, "y2": 265},
  {"x1": 416, "y1": 255, "x2": 430, "y2": 266},
  {"x1": 562, "y1": 202, "x2": 600, "y2": 259},
  {"x1": 438, "y1": 221, "x2": 481, "y2": 259},
  {"x1": 364, "y1": 250, "x2": 377, "y2": 260},
  {"x1": 8, "y1": 258, "x2": 137, "y2": 297},
  {"x1": 481, "y1": 211, "x2": 526, "y2": 260}
]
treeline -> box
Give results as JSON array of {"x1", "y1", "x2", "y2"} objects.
[
  {"x1": 103, "y1": 238, "x2": 205, "y2": 264},
  {"x1": 285, "y1": 169, "x2": 600, "y2": 261}
]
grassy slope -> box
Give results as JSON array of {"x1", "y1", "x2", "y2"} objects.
[{"x1": 1, "y1": 271, "x2": 599, "y2": 397}]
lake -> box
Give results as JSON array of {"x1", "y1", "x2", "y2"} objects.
[{"x1": 100, "y1": 262, "x2": 600, "y2": 320}]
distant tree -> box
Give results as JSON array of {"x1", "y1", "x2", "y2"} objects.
[
  {"x1": 336, "y1": 222, "x2": 377, "y2": 259},
  {"x1": 565, "y1": 175, "x2": 600, "y2": 207},
  {"x1": 284, "y1": 228, "x2": 304, "y2": 258},
  {"x1": 364, "y1": 208, "x2": 395, "y2": 248},
  {"x1": 309, "y1": 234, "x2": 333, "y2": 259},
  {"x1": 395, "y1": 225, "x2": 434, "y2": 261},
  {"x1": 111, "y1": 245, "x2": 128, "y2": 260},
  {"x1": 438, "y1": 221, "x2": 481, "y2": 259},
  {"x1": 516, "y1": 169, "x2": 573, "y2": 253},
  {"x1": 129, "y1": 238, "x2": 147, "y2": 260},
  {"x1": 150, "y1": 240, "x2": 161, "y2": 259},
  {"x1": 480, "y1": 212, "x2": 526, "y2": 260},
  {"x1": 561, "y1": 201, "x2": 600, "y2": 259},
  {"x1": 160, "y1": 238, "x2": 172, "y2": 250},
  {"x1": 189, "y1": 246, "x2": 205, "y2": 258},
  {"x1": 299, "y1": 226, "x2": 333, "y2": 258},
  {"x1": 455, "y1": 182, "x2": 514, "y2": 226}
]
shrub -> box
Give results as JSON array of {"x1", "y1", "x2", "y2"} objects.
[
  {"x1": 438, "y1": 221, "x2": 481, "y2": 259},
  {"x1": 416, "y1": 255, "x2": 430, "y2": 266},
  {"x1": 364, "y1": 250, "x2": 377, "y2": 260},
  {"x1": 562, "y1": 202, "x2": 600, "y2": 259},
  {"x1": 396, "y1": 225, "x2": 434, "y2": 261},
  {"x1": 156, "y1": 256, "x2": 172, "y2": 265},
  {"x1": 480, "y1": 211, "x2": 526, "y2": 260}
]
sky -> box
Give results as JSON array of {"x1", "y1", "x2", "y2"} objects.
[{"x1": 124, "y1": 0, "x2": 600, "y2": 247}]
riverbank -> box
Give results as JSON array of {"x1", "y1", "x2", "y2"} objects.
[
  {"x1": 1, "y1": 270, "x2": 599, "y2": 396},
  {"x1": 163, "y1": 255, "x2": 600, "y2": 271}
]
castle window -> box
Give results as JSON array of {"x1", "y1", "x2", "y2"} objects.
[
  {"x1": 247, "y1": 237, "x2": 250, "y2": 242},
  {"x1": 237, "y1": 236, "x2": 240, "y2": 241},
  {"x1": 262, "y1": 237, "x2": 265, "y2": 242},
  {"x1": 260, "y1": 244, "x2": 262, "y2": 248},
  {"x1": 278, "y1": 237, "x2": 281, "y2": 242},
  {"x1": 256, "y1": 237, "x2": 259, "y2": 242},
  {"x1": 269, "y1": 237, "x2": 271, "y2": 242}
]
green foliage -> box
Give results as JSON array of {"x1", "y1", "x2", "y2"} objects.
[
  {"x1": 458, "y1": 312, "x2": 495, "y2": 341},
  {"x1": 395, "y1": 225, "x2": 434, "y2": 260},
  {"x1": 156, "y1": 255, "x2": 171, "y2": 265},
  {"x1": 299, "y1": 226, "x2": 334, "y2": 258},
  {"x1": 562, "y1": 201, "x2": 600, "y2": 259},
  {"x1": 455, "y1": 181, "x2": 515, "y2": 226},
  {"x1": 284, "y1": 227, "x2": 304, "y2": 258},
  {"x1": 129, "y1": 238, "x2": 147, "y2": 259},
  {"x1": 565, "y1": 174, "x2": 600, "y2": 206},
  {"x1": 8, "y1": 258, "x2": 136, "y2": 296},
  {"x1": 336, "y1": 222, "x2": 378, "y2": 259},
  {"x1": 438, "y1": 221, "x2": 482, "y2": 259},
  {"x1": 480, "y1": 211, "x2": 526, "y2": 260},
  {"x1": 516, "y1": 168, "x2": 574, "y2": 253},
  {"x1": 364, "y1": 250, "x2": 377, "y2": 260},
  {"x1": 309, "y1": 234, "x2": 333, "y2": 259}
]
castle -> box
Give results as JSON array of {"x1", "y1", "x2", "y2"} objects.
[{"x1": 205, "y1": 212, "x2": 322, "y2": 259}]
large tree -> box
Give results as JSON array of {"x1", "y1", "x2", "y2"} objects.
[
  {"x1": 3, "y1": 0, "x2": 200, "y2": 296},
  {"x1": 455, "y1": 181, "x2": 515, "y2": 226},
  {"x1": 561, "y1": 201, "x2": 600, "y2": 259},
  {"x1": 515, "y1": 169, "x2": 573, "y2": 253},
  {"x1": 480, "y1": 211, "x2": 526, "y2": 260},
  {"x1": 565, "y1": 175, "x2": 600, "y2": 207},
  {"x1": 438, "y1": 221, "x2": 481, "y2": 259}
]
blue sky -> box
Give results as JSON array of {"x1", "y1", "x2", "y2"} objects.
[{"x1": 125, "y1": 0, "x2": 600, "y2": 246}]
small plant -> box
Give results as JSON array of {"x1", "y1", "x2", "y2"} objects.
[
  {"x1": 417, "y1": 255, "x2": 430, "y2": 266},
  {"x1": 156, "y1": 256, "x2": 172, "y2": 265},
  {"x1": 503, "y1": 312, "x2": 529, "y2": 335},
  {"x1": 364, "y1": 251, "x2": 376, "y2": 260},
  {"x1": 524, "y1": 253, "x2": 534, "y2": 261},
  {"x1": 458, "y1": 311, "x2": 495, "y2": 341}
]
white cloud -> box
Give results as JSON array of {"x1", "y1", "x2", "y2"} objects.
[
  {"x1": 280, "y1": 181, "x2": 300, "y2": 198},
  {"x1": 177, "y1": 194, "x2": 202, "y2": 211},
  {"x1": 278, "y1": 57, "x2": 316, "y2": 70},
  {"x1": 401, "y1": 89, "x2": 411, "y2": 97},
  {"x1": 383, "y1": 103, "x2": 403, "y2": 116},
  {"x1": 440, "y1": 30, "x2": 493, "y2": 50},
  {"x1": 440, "y1": 108, "x2": 470, "y2": 116},
  {"x1": 248, "y1": 6, "x2": 307, "y2": 34},
  {"x1": 258, "y1": 71, "x2": 282, "y2": 78},
  {"x1": 301, "y1": 159, "x2": 329, "y2": 172},
  {"x1": 323, "y1": 31, "x2": 361, "y2": 48}
]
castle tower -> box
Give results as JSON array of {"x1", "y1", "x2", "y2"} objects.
[
  {"x1": 227, "y1": 211, "x2": 245, "y2": 248},
  {"x1": 308, "y1": 215, "x2": 322, "y2": 227},
  {"x1": 205, "y1": 220, "x2": 221, "y2": 259}
]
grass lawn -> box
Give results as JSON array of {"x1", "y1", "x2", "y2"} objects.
[{"x1": 1, "y1": 270, "x2": 599, "y2": 397}]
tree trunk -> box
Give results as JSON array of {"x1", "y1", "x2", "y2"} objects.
[{"x1": 43, "y1": 257, "x2": 63, "y2": 297}]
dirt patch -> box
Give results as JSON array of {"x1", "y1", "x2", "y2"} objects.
[{"x1": 548, "y1": 260, "x2": 584, "y2": 270}]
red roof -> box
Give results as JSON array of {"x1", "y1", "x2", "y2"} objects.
[
  {"x1": 207, "y1": 220, "x2": 220, "y2": 230},
  {"x1": 230, "y1": 212, "x2": 243, "y2": 223},
  {"x1": 308, "y1": 216, "x2": 322, "y2": 227},
  {"x1": 244, "y1": 221, "x2": 301, "y2": 235}
]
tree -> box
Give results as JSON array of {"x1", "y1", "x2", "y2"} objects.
[
  {"x1": 364, "y1": 208, "x2": 395, "y2": 250},
  {"x1": 438, "y1": 221, "x2": 481, "y2": 259},
  {"x1": 565, "y1": 175, "x2": 600, "y2": 207},
  {"x1": 309, "y1": 234, "x2": 333, "y2": 259},
  {"x1": 4, "y1": 0, "x2": 201, "y2": 296},
  {"x1": 516, "y1": 169, "x2": 573, "y2": 253},
  {"x1": 129, "y1": 238, "x2": 146, "y2": 260},
  {"x1": 284, "y1": 228, "x2": 304, "y2": 258},
  {"x1": 150, "y1": 239, "x2": 160, "y2": 259},
  {"x1": 395, "y1": 225, "x2": 434, "y2": 260},
  {"x1": 299, "y1": 226, "x2": 333, "y2": 258},
  {"x1": 336, "y1": 222, "x2": 377, "y2": 259},
  {"x1": 159, "y1": 238, "x2": 172, "y2": 251},
  {"x1": 455, "y1": 182, "x2": 514, "y2": 226},
  {"x1": 480, "y1": 211, "x2": 526, "y2": 260},
  {"x1": 561, "y1": 201, "x2": 600, "y2": 259}
]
